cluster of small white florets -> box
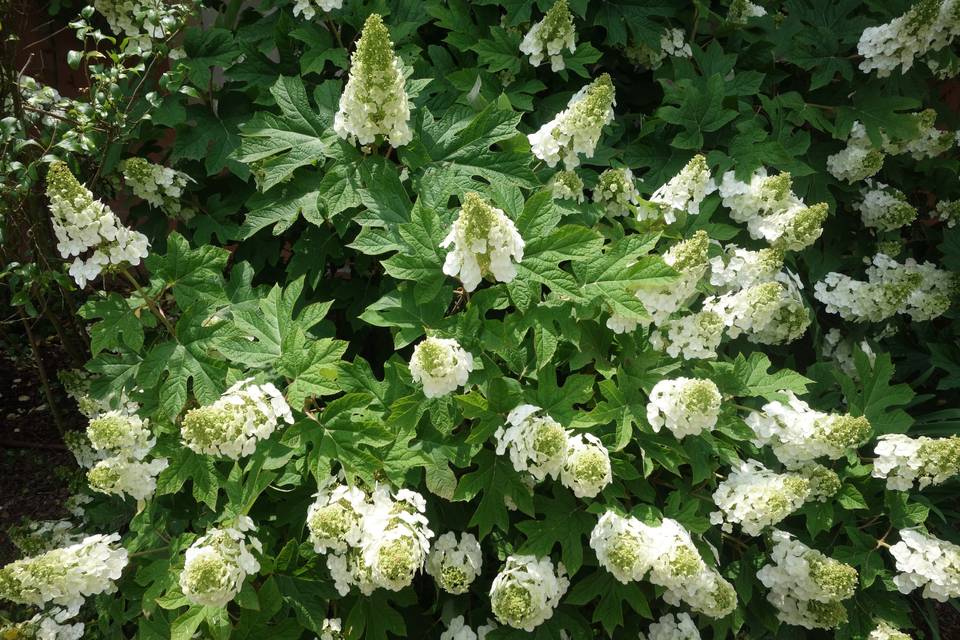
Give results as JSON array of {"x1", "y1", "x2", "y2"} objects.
[
  {"x1": 84, "y1": 410, "x2": 168, "y2": 502},
  {"x1": 439, "y1": 616, "x2": 497, "y2": 640},
  {"x1": 441, "y1": 192, "x2": 524, "y2": 292},
  {"x1": 660, "y1": 28, "x2": 693, "y2": 58},
  {"x1": 649, "y1": 310, "x2": 726, "y2": 360},
  {"x1": 426, "y1": 532, "x2": 483, "y2": 594},
  {"x1": 757, "y1": 530, "x2": 858, "y2": 629},
  {"x1": 528, "y1": 73, "x2": 616, "y2": 169},
  {"x1": 335, "y1": 14, "x2": 412, "y2": 147},
  {"x1": 489, "y1": 555, "x2": 568, "y2": 631},
  {"x1": 291, "y1": 0, "x2": 343, "y2": 20},
  {"x1": 93, "y1": 0, "x2": 191, "y2": 53},
  {"x1": 727, "y1": 0, "x2": 767, "y2": 24},
  {"x1": 312, "y1": 483, "x2": 434, "y2": 596},
  {"x1": 46, "y1": 161, "x2": 149, "y2": 287},
  {"x1": 7, "y1": 520, "x2": 84, "y2": 558},
  {"x1": 719, "y1": 169, "x2": 828, "y2": 251},
  {"x1": 869, "y1": 621, "x2": 913, "y2": 640},
  {"x1": 409, "y1": 337, "x2": 475, "y2": 398},
  {"x1": 646, "y1": 377, "x2": 722, "y2": 438},
  {"x1": 814, "y1": 253, "x2": 954, "y2": 323},
  {"x1": 63, "y1": 430, "x2": 106, "y2": 470},
  {"x1": 854, "y1": 181, "x2": 918, "y2": 231},
  {"x1": 590, "y1": 513, "x2": 737, "y2": 617},
  {"x1": 711, "y1": 460, "x2": 811, "y2": 535},
  {"x1": 827, "y1": 122, "x2": 886, "y2": 183},
  {"x1": 649, "y1": 154, "x2": 717, "y2": 223},
  {"x1": 495, "y1": 404, "x2": 612, "y2": 497},
  {"x1": 703, "y1": 272, "x2": 811, "y2": 345},
  {"x1": 882, "y1": 109, "x2": 957, "y2": 159},
  {"x1": 889, "y1": 528, "x2": 960, "y2": 601},
  {"x1": 857, "y1": 0, "x2": 960, "y2": 77},
  {"x1": 0, "y1": 607, "x2": 86, "y2": 640},
  {"x1": 746, "y1": 392, "x2": 872, "y2": 465},
  {"x1": 640, "y1": 612, "x2": 701, "y2": 640},
  {"x1": 548, "y1": 170, "x2": 585, "y2": 202},
  {"x1": 592, "y1": 168, "x2": 641, "y2": 217},
  {"x1": 520, "y1": 0, "x2": 576, "y2": 71},
  {"x1": 933, "y1": 198, "x2": 960, "y2": 227},
  {"x1": 318, "y1": 617, "x2": 343, "y2": 640},
  {"x1": 59, "y1": 369, "x2": 139, "y2": 420},
  {"x1": 180, "y1": 378, "x2": 294, "y2": 459},
  {"x1": 121, "y1": 157, "x2": 192, "y2": 218},
  {"x1": 709, "y1": 245, "x2": 784, "y2": 293},
  {"x1": 822, "y1": 328, "x2": 877, "y2": 379},
  {"x1": 872, "y1": 434, "x2": 960, "y2": 490},
  {"x1": 0, "y1": 533, "x2": 128, "y2": 615},
  {"x1": 179, "y1": 516, "x2": 262, "y2": 607}
]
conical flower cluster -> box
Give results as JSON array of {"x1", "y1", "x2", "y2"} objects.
[
  {"x1": 179, "y1": 517, "x2": 262, "y2": 607},
  {"x1": 489, "y1": 555, "x2": 568, "y2": 631},
  {"x1": 858, "y1": 0, "x2": 960, "y2": 77},
  {"x1": 85, "y1": 410, "x2": 168, "y2": 501},
  {"x1": 528, "y1": 74, "x2": 616, "y2": 169},
  {"x1": 519, "y1": 0, "x2": 576, "y2": 71},
  {"x1": 872, "y1": 434, "x2": 960, "y2": 490},
  {"x1": 710, "y1": 460, "x2": 811, "y2": 535},
  {"x1": 650, "y1": 154, "x2": 717, "y2": 223},
  {"x1": 121, "y1": 157, "x2": 192, "y2": 218},
  {"x1": 441, "y1": 192, "x2": 524, "y2": 292},
  {"x1": 889, "y1": 528, "x2": 960, "y2": 601},
  {"x1": 409, "y1": 337, "x2": 474, "y2": 398},
  {"x1": 854, "y1": 182, "x2": 917, "y2": 231}
]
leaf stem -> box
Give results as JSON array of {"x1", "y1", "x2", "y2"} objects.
[{"x1": 119, "y1": 267, "x2": 177, "y2": 338}]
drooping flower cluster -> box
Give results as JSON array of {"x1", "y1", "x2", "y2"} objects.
[
  {"x1": 746, "y1": 392, "x2": 872, "y2": 465},
  {"x1": 869, "y1": 621, "x2": 913, "y2": 640},
  {"x1": 291, "y1": 0, "x2": 343, "y2": 20},
  {"x1": 313, "y1": 483, "x2": 434, "y2": 596},
  {"x1": 548, "y1": 170, "x2": 585, "y2": 202},
  {"x1": 528, "y1": 73, "x2": 616, "y2": 169},
  {"x1": 640, "y1": 612, "x2": 701, "y2": 640},
  {"x1": 889, "y1": 528, "x2": 960, "y2": 601},
  {"x1": 872, "y1": 434, "x2": 960, "y2": 490},
  {"x1": 757, "y1": 530, "x2": 859, "y2": 629},
  {"x1": 854, "y1": 182, "x2": 918, "y2": 231},
  {"x1": 858, "y1": 0, "x2": 960, "y2": 77},
  {"x1": 426, "y1": 532, "x2": 483, "y2": 594},
  {"x1": 703, "y1": 273, "x2": 811, "y2": 345},
  {"x1": 646, "y1": 377, "x2": 722, "y2": 439},
  {"x1": 441, "y1": 192, "x2": 525, "y2": 292},
  {"x1": 409, "y1": 337, "x2": 475, "y2": 398},
  {"x1": 84, "y1": 410, "x2": 168, "y2": 501},
  {"x1": 334, "y1": 14, "x2": 412, "y2": 147},
  {"x1": 710, "y1": 460, "x2": 811, "y2": 535},
  {"x1": 592, "y1": 168, "x2": 641, "y2": 217},
  {"x1": 121, "y1": 157, "x2": 192, "y2": 218},
  {"x1": 46, "y1": 161, "x2": 150, "y2": 287},
  {"x1": 0, "y1": 533, "x2": 128, "y2": 612},
  {"x1": 827, "y1": 122, "x2": 886, "y2": 183},
  {"x1": 718, "y1": 169, "x2": 828, "y2": 251},
  {"x1": 179, "y1": 517, "x2": 262, "y2": 607},
  {"x1": 727, "y1": 0, "x2": 767, "y2": 24},
  {"x1": 649, "y1": 154, "x2": 717, "y2": 223},
  {"x1": 7, "y1": 520, "x2": 84, "y2": 558},
  {"x1": 519, "y1": 0, "x2": 576, "y2": 71},
  {"x1": 489, "y1": 555, "x2": 568, "y2": 631},
  {"x1": 590, "y1": 513, "x2": 737, "y2": 618},
  {"x1": 933, "y1": 198, "x2": 960, "y2": 227},
  {"x1": 814, "y1": 253, "x2": 955, "y2": 323},
  {"x1": 882, "y1": 109, "x2": 957, "y2": 159},
  {"x1": 93, "y1": 0, "x2": 191, "y2": 53}
]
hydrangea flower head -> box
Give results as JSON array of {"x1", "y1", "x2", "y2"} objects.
[
  {"x1": 426, "y1": 531, "x2": 483, "y2": 594},
  {"x1": 647, "y1": 377, "x2": 722, "y2": 438},
  {"x1": 710, "y1": 460, "x2": 811, "y2": 535},
  {"x1": 858, "y1": 0, "x2": 960, "y2": 77},
  {"x1": 179, "y1": 517, "x2": 262, "y2": 607},
  {"x1": 520, "y1": 0, "x2": 576, "y2": 71},
  {"x1": 889, "y1": 528, "x2": 960, "y2": 601},
  {"x1": 306, "y1": 479, "x2": 368, "y2": 554},
  {"x1": 649, "y1": 310, "x2": 725, "y2": 360},
  {"x1": 121, "y1": 157, "x2": 192, "y2": 218},
  {"x1": 549, "y1": 170, "x2": 585, "y2": 202},
  {"x1": 589, "y1": 511, "x2": 655, "y2": 583},
  {"x1": 561, "y1": 433, "x2": 612, "y2": 498},
  {"x1": 650, "y1": 154, "x2": 717, "y2": 223},
  {"x1": 409, "y1": 337, "x2": 474, "y2": 398},
  {"x1": 854, "y1": 182, "x2": 918, "y2": 231},
  {"x1": 641, "y1": 612, "x2": 701, "y2": 640},
  {"x1": 495, "y1": 404, "x2": 570, "y2": 481},
  {"x1": 873, "y1": 434, "x2": 960, "y2": 490},
  {"x1": 489, "y1": 555, "x2": 568, "y2": 631},
  {"x1": 827, "y1": 122, "x2": 885, "y2": 183},
  {"x1": 292, "y1": 0, "x2": 343, "y2": 20},
  {"x1": 441, "y1": 192, "x2": 524, "y2": 292},
  {"x1": 593, "y1": 168, "x2": 641, "y2": 217},
  {"x1": 528, "y1": 73, "x2": 615, "y2": 169}
]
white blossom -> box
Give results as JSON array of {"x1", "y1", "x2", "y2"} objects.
[
  {"x1": 649, "y1": 310, "x2": 725, "y2": 360},
  {"x1": 822, "y1": 328, "x2": 877, "y2": 379},
  {"x1": 489, "y1": 555, "x2": 569, "y2": 631},
  {"x1": 409, "y1": 337, "x2": 474, "y2": 398},
  {"x1": 85, "y1": 411, "x2": 154, "y2": 459},
  {"x1": 858, "y1": 0, "x2": 960, "y2": 77},
  {"x1": 593, "y1": 168, "x2": 641, "y2": 217},
  {"x1": 646, "y1": 377, "x2": 722, "y2": 438},
  {"x1": 650, "y1": 154, "x2": 717, "y2": 223},
  {"x1": 121, "y1": 157, "x2": 192, "y2": 219},
  {"x1": 589, "y1": 511, "x2": 656, "y2": 584},
  {"x1": 93, "y1": 0, "x2": 190, "y2": 53},
  {"x1": 869, "y1": 621, "x2": 913, "y2": 640},
  {"x1": 318, "y1": 617, "x2": 343, "y2": 640},
  {"x1": 520, "y1": 0, "x2": 576, "y2": 71},
  {"x1": 709, "y1": 245, "x2": 784, "y2": 293},
  {"x1": 441, "y1": 192, "x2": 524, "y2": 292},
  {"x1": 7, "y1": 520, "x2": 84, "y2": 558},
  {"x1": 641, "y1": 612, "x2": 701, "y2": 640},
  {"x1": 854, "y1": 181, "x2": 918, "y2": 231},
  {"x1": 495, "y1": 404, "x2": 570, "y2": 482},
  {"x1": 728, "y1": 0, "x2": 767, "y2": 24},
  {"x1": 179, "y1": 517, "x2": 262, "y2": 607},
  {"x1": 181, "y1": 378, "x2": 294, "y2": 459},
  {"x1": 0, "y1": 608, "x2": 85, "y2": 640},
  {"x1": 292, "y1": 0, "x2": 343, "y2": 20},
  {"x1": 889, "y1": 528, "x2": 960, "y2": 601},
  {"x1": 703, "y1": 272, "x2": 810, "y2": 345},
  {"x1": 360, "y1": 486, "x2": 434, "y2": 592},
  {"x1": 660, "y1": 28, "x2": 692, "y2": 58},
  {"x1": 933, "y1": 198, "x2": 960, "y2": 227},
  {"x1": 560, "y1": 433, "x2": 612, "y2": 498},
  {"x1": 334, "y1": 14, "x2": 412, "y2": 147},
  {"x1": 440, "y1": 616, "x2": 478, "y2": 640},
  {"x1": 710, "y1": 460, "x2": 810, "y2": 536},
  {"x1": 548, "y1": 170, "x2": 585, "y2": 202},
  {"x1": 528, "y1": 74, "x2": 615, "y2": 170},
  {"x1": 882, "y1": 109, "x2": 956, "y2": 159},
  {"x1": 827, "y1": 122, "x2": 886, "y2": 183},
  {"x1": 872, "y1": 434, "x2": 960, "y2": 490},
  {"x1": 86, "y1": 456, "x2": 169, "y2": 501},
  {"x1": 306, "y1": 478, "x2": 368, "y2": 554},
  {"x1": 426, "y1": 531, "x2": 483, "y2": 594}
]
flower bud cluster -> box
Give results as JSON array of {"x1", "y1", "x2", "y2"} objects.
[
  {"x1": 93, "y1": 0, "x2": 192, "y2": 54},
  {"x1": 179, "y1": 517, "x2": 262, "y2": 607},
  {"x1": 593, "y1": 168, "x2": 641, "y2": 217},
  {"x1": 121, "y1": 157, "x2": 192, "y2": 218},
  {"x1": 519, "y1": 0, "x2": 577, "y2": 71}
]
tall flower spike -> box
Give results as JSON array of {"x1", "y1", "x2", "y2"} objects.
[
  {"x1": 334, "y1": 14, "x2": 412, "y2": 148},
  {"x1": 528, "y1": 73, "x2": 616, "y2": 169},
  {"x1": 650, "y1": 154, "x2": 717, "y2": 223},
  {"x1": 409, "y1": 337, "x2": 474, "y2": 398},
  {"x1": 520, "y1": 0, "x2": 576, "y2": 71},
  {"x1": 441, "y1": 192, "x2": 525, "y2": 292}
]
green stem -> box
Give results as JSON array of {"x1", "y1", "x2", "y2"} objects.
[{"x1": 120, "y1": 267, "x2": 177, "y2": 338}]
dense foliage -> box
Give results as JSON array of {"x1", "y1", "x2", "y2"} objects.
[{"x1": 2, "y1": 0, "x2": 960, "y2": 639}]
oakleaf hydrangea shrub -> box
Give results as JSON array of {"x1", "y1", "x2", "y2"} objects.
[{"x1": 5, "y1": 1, "x2": 960, "y2": 639}]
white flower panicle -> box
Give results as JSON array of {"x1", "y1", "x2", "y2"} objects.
[
  {"x1": 0, "y1": 608, "x2": 85, "y2": 640},
  {"x1": 650, "y1": 154, "x2": 717, "y2": 223},
  {"x1": 292, "y1": 0, "x2": 343, "y2": 20},
  {"x1": 495, "y1": 404, "x2": 570, "y2": 482},
  {"x1": 85, "y1": 411, "x2": 154, "y2": 459},
  {"x1": 709, "y1": 245, "x2": 784, "y2": 293},
  {"x1": 306, "y1": 479, "x2": 368, "y2": 554},
  {"x1": 64, "y1": 430, "x2": 105, "y2": 470},
  {"x1": 704, "y1": 273, "x2": 811, "y2": 345},
  {"x1": 181, "y1": 378, "x2": 294, "y2": 459},
  {"x1": 822, "y1": 328, "x2": 877, "y2": 379},
  {"x1": 0, "y1": 533, "x2": 128, "y2": 611},
  {"x1": 728, "y1": 0, "x2": 767, "y2": 24},
  {"x1": 548, "y1": 170, "x2": 585, "y2": 202},
  {"x1": 883, "y1": 109, "x2": 957, "y2": 159},
  {"x1": 179, "y1": 517, "x2": 262, "y2": 607},
  {"x1": 440, "y1": 616, "x2": 477, "y2": 640},
  {"x1": 796, "y1": 463, "x2": 843, "y2": 502},
  {"x1": 870, "y1": 621, "x2": 913, "y2": 640},
  {"x1": 528, "y1": 73, "x2": 616, "y2": 169},
  {"x1": 889, "y1": 528, "x2": 960, "y2": 601},
  {"x1": 758, "y1": 530, "x2": 858, "y2": 629},
  {"x1": 84, "y1": 410, "x2": 167, "y2": 501},
  {"x1": 855, "y1": 182, "x2": 918, "y2": 231},
  {"x1": 933, "y1": 198, "x2": 960, "y2": 227},
  {"x1": 334, "y1": 14, "x2": 412, "y2": 147},
  {"x1": 814, "y1": 253, "x2": 955, "y2": 323},
  {"x1": 409, "y1": 337, "x2": 475, "y2": 398},
  {"x1": 441, "y1": 192, "x2": 524, "y2": 292},
  {"x1": 592, "y1": 168, "x2": 641, "y2": 217},
  {"x1": 710, "y1": 460, "x2": 811, "y2": 536},
  {"x1": 93, "y1": 0, "x2": 190, "y2": 53},
  {"x1": 872, "y1": 434, "x2": 960, "y2": 490},
  {"x1": 319, "y1": 617, "x2": 343, "y2": 640},
  {"x1": 646, "y1": 377, "x2": 722, "y2": 438},
  {"x1": 87, "y1": 456, "x2": 169, "y2": 501},
  {"x1": 641, "y1": 612, "x2": 701, "y2": 640},
  {"x1": 660, "y1": 28, "x2": 693, "y2": 58},
  {"x1": 649, "y1": 310, "x2": 725, "y2": 360},
  {"x1": 827, "y1": 122, "x2": 886, "y2": 183},
  {"x1": 489, "y1": 555, "x2": 569, "y2": 631},
  {"x1": 746, "y1": 392, "x2": 872, "y2": 465},
  {"x1": 426, "y1": 532, "x2": 483, "y2": 594},
  {"x1": 520, "y1": 0, "x2": 576, "y2": 71},
  {"x1": 46, "y1": 161, "x2": 149, "y2": 287},
  {"x1": 8, "y1": 520, "x2": 84, "y2": 558},
  {"x1": 561, "y1": 433, "x2": 612, "y2": 498},
  {"x1": 121, "y1": 157, "x2": 192, "y2": 218},
  {"x1": 590, "y1": 512, "x2": 655, "y2": 584},
  {"x1": 858, "y1": 0, "x2": 960, "y2": 77}
]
